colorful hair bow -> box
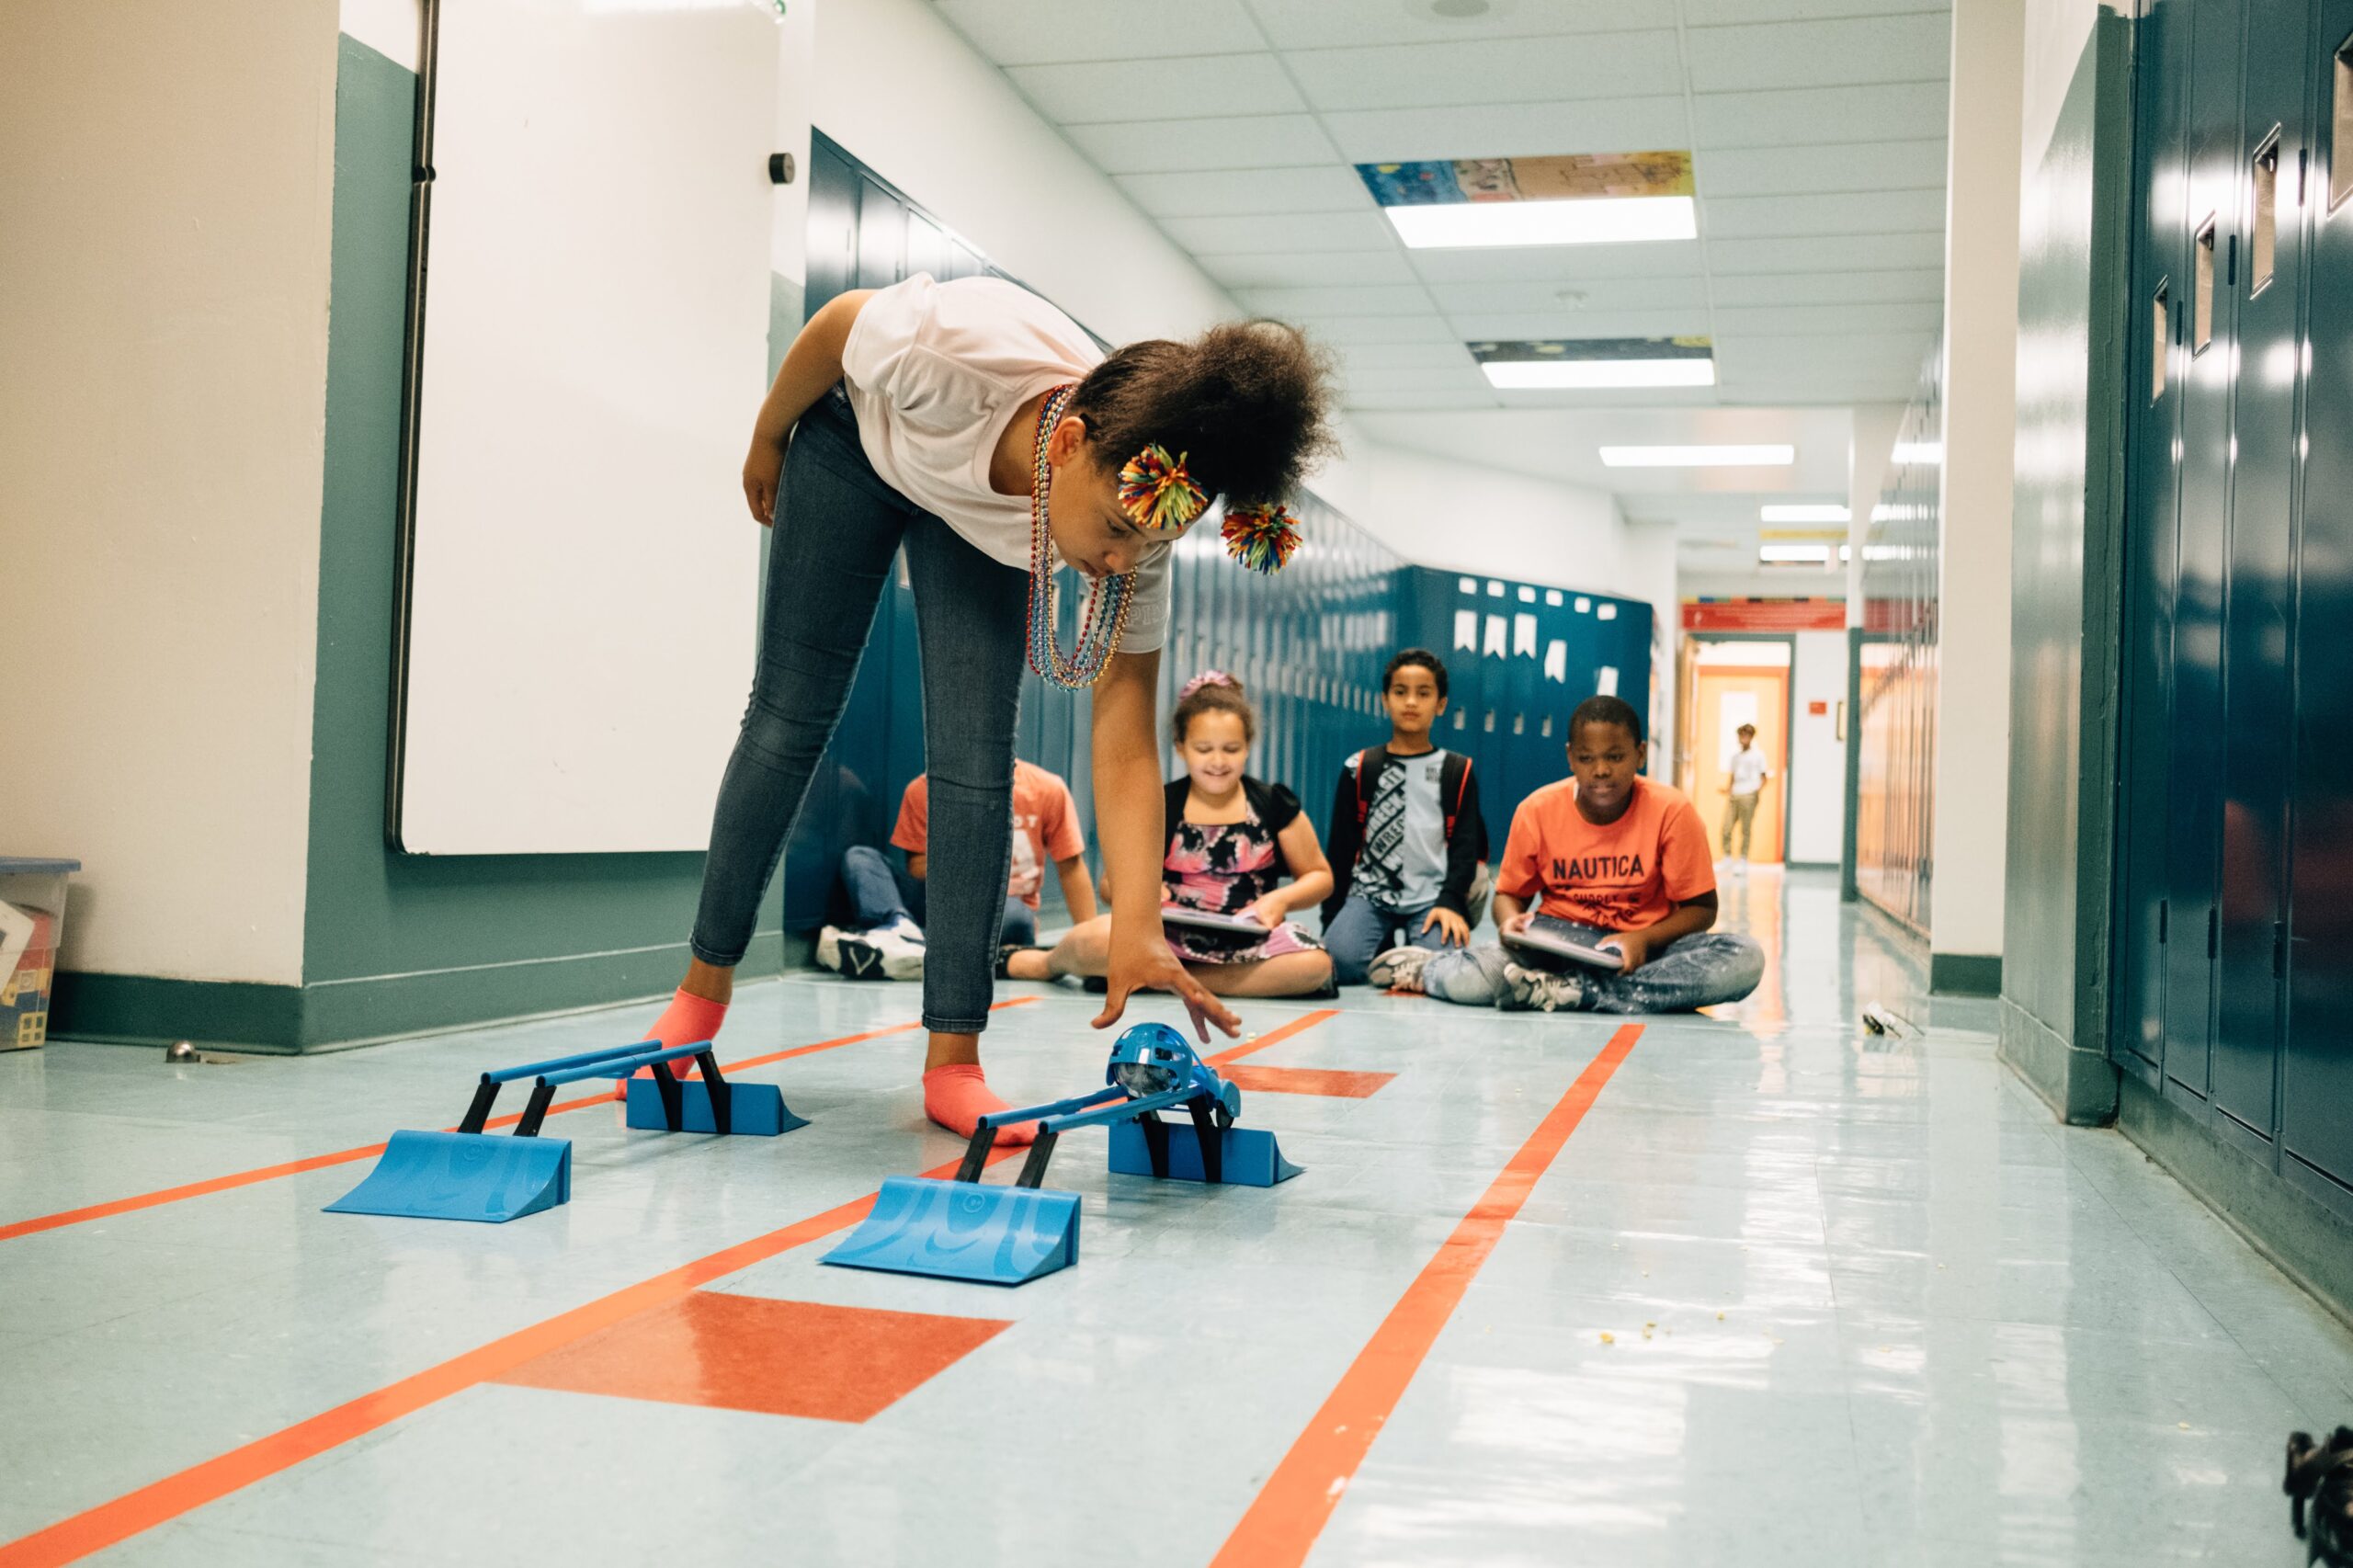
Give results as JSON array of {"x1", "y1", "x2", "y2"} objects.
[
  {"x1": 1118, "y1": 445, "x2": 1210, "y2": 534},
  {"x1": 1221, "y1": 504, "x2": 1302, "y2": 574},
  {"x1": 1177, "y1": 669, "x2": 1240, "y2": 701}
]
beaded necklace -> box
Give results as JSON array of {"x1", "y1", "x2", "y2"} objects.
[{"x1": 1027, "y1": 382, "x2": 1135, "y2": 690}]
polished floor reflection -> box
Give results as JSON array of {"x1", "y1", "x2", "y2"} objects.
[{"x1": 1, "y1": 870, "x2": 2346, "y2": 1566}]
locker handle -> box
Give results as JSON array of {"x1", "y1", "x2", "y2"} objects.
[
  {"x1": 2225, "y1": 233, "x2": 2236, "y2": 288},
  {"x1": 2157, "y1": 899, "x2": 2167, "y2": 943},
  {"x1": 2273, "y1": 920, "x2": 2287, "y2": 981},
  {"x1": 2207, "y1": 905, "x2": 2219, "y2": 960}
]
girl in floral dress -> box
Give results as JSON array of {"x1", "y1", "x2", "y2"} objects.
[{"x1": 1005, "y1": 672, "x2": 1335, "y2": 997}]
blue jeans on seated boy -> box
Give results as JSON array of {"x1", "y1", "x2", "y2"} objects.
[
  {"x1": 838, "y1": 845, "x2": 1037, "y2": 949},
  {"x1": 1410, "y1": 912, "x2": 1764, "y2": 1014},
  {"x1": 1324, "y1": 895, "x2": 1450, "y2": 986}
]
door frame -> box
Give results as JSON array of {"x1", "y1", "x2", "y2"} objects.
[{"x1": 1680, "y1": 631, "x2": 1800, "y2": 864}]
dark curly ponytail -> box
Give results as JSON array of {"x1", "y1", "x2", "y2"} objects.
[{"x1": 1068, "y1": 321, "x2": 1340, "y2": 510}]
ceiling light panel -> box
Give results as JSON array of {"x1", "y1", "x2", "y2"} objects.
[
  {"x1": 1759, "y1": 504, "x2": 1851, "y2": 523},
  {"x1": 1387, "y1": 196, "x2": 1697, "y2": 248},
  {"x1": 1473, "y1": 337, "x2": 1715, "y2": 390}
]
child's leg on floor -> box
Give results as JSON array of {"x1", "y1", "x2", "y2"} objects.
[
  {"x1": 1419, "y1": 943, "x2": 1514, "y2": 1006},
  {"x1": 1190, "y1": 949, "x2": 1335, "y2": 998},
  {"x1": 1580, "y1": 932, "x2": 1766, "y2": 1013},
  {"x1": 840, "y1": 845, "x2": 915, "y2": 933},
  {"x1": 1000, "y1": 895, "x2": 1038, "y2": 949},
  {"x1": 1322, "y1": 895, "x2": 1392, "y2": 986}
]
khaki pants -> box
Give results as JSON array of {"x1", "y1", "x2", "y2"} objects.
[{"x1": 1722, "y1": 791, "x2": 1760, "y2": 858}]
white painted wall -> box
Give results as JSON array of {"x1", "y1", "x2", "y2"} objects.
[
  {"x1": 1313, "y1": 442, "x2": 1637, "y2": 598},
  {"x1": 1930, "y1": 0, "x2": 2024, "y2": 961},
  {"x1": 1790, "y1": 631, "x2": 1850, "y2": 866},
  {"x1": 812, "y1": 0, "x2": 1233, "y2": 344},
  {"x1": 0, "y1": 0, "x2": 340, "y2": 983}
]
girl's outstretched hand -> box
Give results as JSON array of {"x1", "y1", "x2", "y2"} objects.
[{"x1": 1095, "y1": 926, "x2": 1241, "y2": 1042}]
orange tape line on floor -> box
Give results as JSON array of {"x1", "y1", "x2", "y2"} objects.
[
  {"x1": 0, "y1": 1138, "x2": 1028, "y2": 1568},
  {"x1": 1205, "y1": 1007, "x2": 1340, "y2": 1068},
  {"x1": 1208, "y1": 1022, "x2": 1643, "y2": 1568},
  {"x1": 0, "y1": 999, "x2": 1038, "y2": 1245}
]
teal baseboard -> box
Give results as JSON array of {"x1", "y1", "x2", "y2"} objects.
[
  {"x1": 2117, "y1": 1074, "x2": 2353, "y2": 1329},
  {"x1": 1997, "y1": 995, "x2": 2118, "y2": 1125},
  {"x1": 1784, "y1": 860, "x2": 1840, "y2": 872},
  {"x1": 53, "y1": 931, "x2": 786, "y2": 1054},
  {"x1": 1929, "y1": 951, "x2": 2002, "y2": 996}
]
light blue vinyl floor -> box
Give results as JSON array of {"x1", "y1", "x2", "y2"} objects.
[{"x1": 2, "y1": 869, "x2": 2347, "y2": 1565}]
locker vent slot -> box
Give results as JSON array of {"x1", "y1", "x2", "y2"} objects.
[
  {"x1": 2336, "y1": 33, "x2": 2353, "y2": 212},
  {"x1": 2193, "y1": 218, "x2": 2217, "y2": 353},
  {"x1": 2152, "y1": 278, "x2": 2170, "y2": 403},
  {"x1": 2251, "y1": 133, "x2": 2280, "y2": 296}
]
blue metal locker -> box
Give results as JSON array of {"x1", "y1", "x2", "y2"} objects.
[{"x1": 2283, "y1": 0, "x2": 2353, "y2": 1204}]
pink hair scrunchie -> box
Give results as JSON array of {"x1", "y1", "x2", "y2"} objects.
[{"x1": 1177, "y1": 669, "x2": 1239, "y2": 702}]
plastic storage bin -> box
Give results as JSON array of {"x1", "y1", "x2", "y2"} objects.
[{"x1": 0, "y1": 858, "x2": 78, "y2": 1050}]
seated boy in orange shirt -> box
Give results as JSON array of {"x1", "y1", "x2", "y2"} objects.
[{"x1": 1372, "y1": 696, "x2": 1764, "y2": 1013}]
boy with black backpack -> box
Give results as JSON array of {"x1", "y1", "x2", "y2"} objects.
[{"x1": 1321, "y1": 649, "x2": 1488, "y2": 985}]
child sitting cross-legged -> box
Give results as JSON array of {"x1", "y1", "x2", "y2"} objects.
[
  {"x1": 1373, "y1": 695, "x2": 1764, "y2": 1014},
  {"x1": 1004, "y1": 671, "x2": 1336, "y2": 998}
]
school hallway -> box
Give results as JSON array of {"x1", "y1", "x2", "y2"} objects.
[{"x1": 3, "y1": 869, "x2": 2342, "y2": 1567}]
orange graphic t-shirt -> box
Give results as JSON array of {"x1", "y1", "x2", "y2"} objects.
[
  {"x1": 1494, "y1": 776, "x2": 1715, "y2": 931},
  {"x1": 892, "y1": 760, "x2": 1085, "y2": 910}
]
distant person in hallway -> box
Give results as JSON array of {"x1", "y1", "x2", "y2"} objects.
[
  {"x1": 816, "y1": 762, "x2": 1097, "y2": 983},
  {"x1": 633, "y1": 271, "x2": 1339, "y2": 1145},
  {"x1": 1721, "y1": 722, "x2": 1769, "y2": 869},
  {"x1": 1005, "y1": 673, "x2": 1337, "y2": 998},
  {"x1": 1373, "y1": 695, "x2": 1765, "y2": 1013},
  {"x1": 1321, "y1": 649, "x2": 1490, "y2": 985}
]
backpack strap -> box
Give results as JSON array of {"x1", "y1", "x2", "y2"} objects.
[
  {"x1": 1440, "y1": 752, "x2": 1472, "y2": 839},
  {"x1": 1351, "y1": 746, "x2": 1382, "y2": 826}
]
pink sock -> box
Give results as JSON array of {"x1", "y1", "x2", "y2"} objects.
[
  {"x1": 629, "y1": 987, "x2": 728, "y2": 1089},
  {"x1": 922, "y1": 1063, "x2": 1035, "y2": 1147}
]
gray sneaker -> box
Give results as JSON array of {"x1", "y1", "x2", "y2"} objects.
[
  {"x1": 1500, "y1": 961, "x2": 1585, "y2": 1012},
  {"x1": 1369, "y1": 943, "x2": 1435, "y2": 994}
]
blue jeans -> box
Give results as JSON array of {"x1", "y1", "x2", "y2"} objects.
[
  {"x1": 1423, "y1": 913, "x2": 1765, "y2": 1014},
  {"x1": 1324, "y1": 895, "x2": 1449, "y2": 986},
  {"x1": 689, "y1": 389, "x2": 1025, "y2": 1035},
  {"x1": 840, "y1": 845, "x2": 1036, "y2": 949}
]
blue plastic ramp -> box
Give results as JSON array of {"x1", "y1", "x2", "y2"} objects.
[
  {"x1": 623, "y1": 1076, "x2": 804, "y2": 1136},
  {"x1": 823, "y1": 1176, "x2": 1080, "y2": 1286},
  {"x1": 324, "y1": 1130, "x2": 571, "y2": 1222},
  {"x1": 1108, "y1": 1121, "x2": 1302, "y2": 1187}
]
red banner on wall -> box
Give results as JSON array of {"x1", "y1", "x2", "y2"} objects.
[{"x1": 1680, "y1": 598, "x2": 1846, "y2": 632}]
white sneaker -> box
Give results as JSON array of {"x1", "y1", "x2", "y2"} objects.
[
  {"x1": 879, "y1": 915, "x2": 927, "y2": 947},
  {"x1": 1369, "y1": 944, "x2": 1435, "y2": 994},
  {"x1": 865, "y1": 925, "x2": 926, "y2": 982},
  {"x1": 1500, "y1": 961, "x2": 1585, "y2": 1013},
  {"x1": 816, "y1": 924, "x2": 847, "y2": 972}
]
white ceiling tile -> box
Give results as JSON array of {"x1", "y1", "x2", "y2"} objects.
[
  {"x1": 1286, "y1": 30, "x2": 1683, "y2": 113},
  {"x1": 1691, "y1": 83, "x2": 1952, "y2": 149},
  {"x1": 1684, "y1": 13, "x2": 1952, "y2": 92},
  {"x1": 1287, "y1": 314, "x2": 1462, "y2": 346},
  {"x1": 1424, "y1": 275, "x2": 1713, "y2": 314},
  {"x1": 1063, "y1": 115, "x2": 1338, "y2": 174},
  {"x1": 1340, "y1": 388, "x2": 1506, "y2": 410},
  {"x1": 1704, "y1": 188, "x2": 1949, "y2": 238},
  {"x1": 1198, "y1": 248, "x2": 1422, "y2": 287},
  {"x1": 1406, "y1": 241, "x2": 1709, "y2": 284},
  {"x1": 1712, "y1": 334, "x2": 1936, "y2": 377},
  {"x1": 929, "y1": 0, "x2": 1266, "y2": 64},
  {"x1": 1006, "y1": 53, "x2": 1301, "y2": 121},
  {"x1": 1696, "y1": 139, "x2": 1948, "y2": 198},
  {"x1": 1115, "y1": 166, "x2": 1371, "y2": 218},
  {"x1": 1342, "y1": 364, "x2": 1495, "y2": 394},
  {"x1": 1240, "y1": 283, "x2": 1438, "y2": 316},
  {"x1": 1249, "y1": 0, "x2": 1635, "y2": 50},
  {"x1": 1322, "y1": 97, "x2": 1691, "y2": 163},
  {"x1": 1707, "y1": 231, "x2": 1949, "y2": 273},
  {"x1": 1444, "y1": 309, "x2": 1713, "y2": 340},
  {"x1": 1158, "y1": 210, "x2": 1397, "y2": 253},
  {"x1": 1711, "y1": 301, "x2": 1943, "y2": 335},
  {"x1": 1710, "y1": 267, "x2": 1943, "y2": 306},
  {"x1": 1682, "y1": 0, "x2": 1949, "y2": 23}
]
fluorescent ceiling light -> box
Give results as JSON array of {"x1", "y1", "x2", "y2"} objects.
[
  {"x1": 1759, "y1": 544, "x2": 1831, "y2": 564},
  {"x1": 1599, "y1": 444, "x2": 1795, "y2": 468},
  {"x1": 1384, "y1": 195, "x2": 1698, "y2": 249},
  {"x1": 1759, "y1": 504, "x2": 1850, "y2": 524},
  {"x1": 1483, "y1": 358, "x2": 1715, "y2": 389},
  {"x1": 1893, "y1": 440, "x2": 1944, "y2": 464}
]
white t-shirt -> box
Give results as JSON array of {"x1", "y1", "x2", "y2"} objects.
[
  {"x1": 839, "y1": 274, "x2": 1173, "y2": 653},
  {"x1": 1728, "y1": 746, "x2": 1769, "y2": 797}
]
